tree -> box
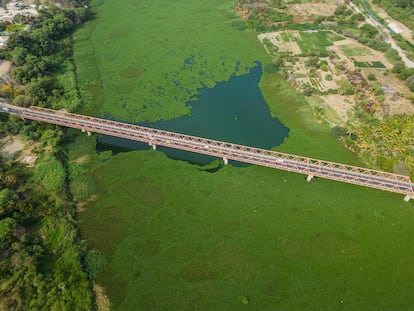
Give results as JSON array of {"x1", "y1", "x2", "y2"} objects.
[
  {"x1": 34, "y1": 156, "x2": 66, "y2": 193},
  {"x1": 337, "y1": 78, "x2": 355, "y2": 95},
  {"x1": 10, "y1": 47, "x2": 29, "y2": 66},
  {"x1": 0, "y1": 217, "x2": 17, "y2": 242},
  {"x1": 0, "y1": 189, "x2": 18, "y2": 216},
  {"x1": 84, "y1": 250, "x2": 106, "y2": 278}
]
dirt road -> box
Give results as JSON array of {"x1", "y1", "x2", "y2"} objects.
[{"x1": 349, "y1": 1, "x2": 414, "y2": 68}]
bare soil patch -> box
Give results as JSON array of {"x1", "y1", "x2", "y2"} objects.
[
  {"x1": 319, "y1": 94, "x2": 355, "y2": 122},
  {"x1": 257, "y1": 31, "x2": 302, "y2": 54},
  {"x1": 287, "y1": 3, "x2": 337, "y2": 23},
  {"x1": 0, "y1": 135, "x2": 39, "y2": 165},
  {"x1": 0, "y1": 61, "x2": 11, "y2": 76},
  {"x1": 93, "y1": 284, "x2": 111, "y2": 311},
  {"x1": 0, "y1": 136, "x2": 24, "y2": 159}
]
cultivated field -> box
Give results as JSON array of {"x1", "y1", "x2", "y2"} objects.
[{"x1": 259, "y1": 30, "x2": 414, "y2": 122}]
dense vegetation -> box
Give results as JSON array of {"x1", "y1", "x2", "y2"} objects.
[
  {"x1": 0, "y1": 1, "x2": 100, "y2": 310},
  {"x1": 0, "y1": 154, "x2": 92, "y2": 310},
  {"x1": 1, "y1": 3, "x2": 86, "y2": 111}
]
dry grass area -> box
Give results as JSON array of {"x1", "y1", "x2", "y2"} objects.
[
  {"x1": 319, "y1": 94, "x2": 355, "y2": 122},
  {"x1": 362, "y1": 68, "x2": 414, "y2": 115},
  {"x1": 93, "y1": 284, "x2": 111, "y2": 311},
  {"x1": 258, "y1": 31, "x2": 302, "y2": 54},
  {"x1": 286, "y1": 2, "x2": 337, "y2": 23}
]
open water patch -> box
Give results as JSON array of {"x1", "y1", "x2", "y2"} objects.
[{"x1": 97, "y1": 64, "x2": 289, "y2": 165}]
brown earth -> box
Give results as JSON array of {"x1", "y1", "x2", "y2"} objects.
[{"x1": 286, "y1": 2, "x2": 338, "y2": 23}]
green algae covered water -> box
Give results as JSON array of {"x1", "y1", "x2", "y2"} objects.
[
  {"x1": 74, "y1": 0, "x2": 414, "y2": 309},
  {"x1": 97, "y1": 65, "x2": 289, "y2": 164}
]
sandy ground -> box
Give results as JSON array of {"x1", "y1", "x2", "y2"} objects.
[
  {"x1": 93, "y1": 284, "x2": 110, "y2": 311},
  {"x1": 0, "y1": 60, "x2": 11, "y2": 76},
  {"x1": 0, "y1": 136, "x2": 24, "y2": 159}
]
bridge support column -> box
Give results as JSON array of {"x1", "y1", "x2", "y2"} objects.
[
  {"x1": 81, "y1": 129, "x2": 85, "y2": 133},
  {"x1": 404, "y1": 195, "x2": 412, "y2": 202},
  {"x1": 152, "y1": 144, "x2": 157, "y2": 150},
  {"x1": 223, "y1": 158, "x2": 228, "y2": 165},
  {"x1": 306, "y1": 175, "x2": 314, "y2": 182},
  {"x1": 87, "y1": 131, "x2": 92, "y2": 136}
]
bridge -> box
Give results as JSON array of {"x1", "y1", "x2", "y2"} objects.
[{"x1": 2, "y1": 103, "x2": 414, "y2": 201}]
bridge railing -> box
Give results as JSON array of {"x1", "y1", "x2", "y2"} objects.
[{"x1": 23, "y1": 106, "x2": 414, "y2": 197}]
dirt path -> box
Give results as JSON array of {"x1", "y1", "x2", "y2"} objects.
[
  {"x1": 348, "y1": 1, "x2": 414, "y2": 68},
  {"x1": 0, "y1": 61, "x2": 11, "y2": 76}
]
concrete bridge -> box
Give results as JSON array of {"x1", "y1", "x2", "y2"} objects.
[{"x1": 2, "y1": 103, "x2": 414, "y2": 201}]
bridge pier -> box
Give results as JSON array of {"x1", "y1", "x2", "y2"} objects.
[
  {"x1": 152, "y1": 144, "x2": 157, "y2": 150},
  {"x1": 223, "y1": 158, "x2": 228, "y2": 165},
  {"x1": 306, "y1": 175, "x2": 314, "y2": 182},
  {"x1": 87, "y1": 131, "x2": 92, "y2": 136},
  {"x1": 404, "y1": 195, "x2": 412, "y2": 202}
]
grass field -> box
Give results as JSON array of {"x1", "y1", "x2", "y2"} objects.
[{"x1": 73, "y1": 1, "x2": 414, "y2": 310}]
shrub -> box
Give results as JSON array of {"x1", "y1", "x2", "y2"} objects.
[
  {"x1": 34, "y1": 156, "x2": 66, "y2": 193},
  {"x1": 325, "y1": 74, "x2": 333, "y2": 81},
  {"x1": 84, "y1": 250, "x2": 106, "y2": 278}
]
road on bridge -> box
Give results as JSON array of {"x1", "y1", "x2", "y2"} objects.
[{"x1": 1, "y1": 103, "x2": 413, "y2": 201}]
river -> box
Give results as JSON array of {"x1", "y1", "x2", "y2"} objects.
[{"x1": 97, "y1": 65, "x2": 289, "y2": 165}]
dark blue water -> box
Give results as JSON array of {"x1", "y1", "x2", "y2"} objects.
[{"x1": 97, "y1": 65, "x2": 289, "y2": 165}]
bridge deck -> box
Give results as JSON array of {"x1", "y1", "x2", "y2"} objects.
[{"x1": 15, "y1": 105, "x2": 414, "y2": 198}]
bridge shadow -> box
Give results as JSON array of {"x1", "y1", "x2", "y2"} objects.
[{"x1": 96, "y1": 135, "x2": 248, "y2": 171}]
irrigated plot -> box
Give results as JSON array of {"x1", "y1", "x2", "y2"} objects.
[
  {"x1": 354, "y1": 60, "x2": 386, "y2": 68},
  {"x1": 296, "y1": 31, "x2": 344, "y2": 55}
]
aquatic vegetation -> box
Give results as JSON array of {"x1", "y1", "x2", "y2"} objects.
[{"x1": 74, "y1": 0, "x2": 267, "y2": 122}]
